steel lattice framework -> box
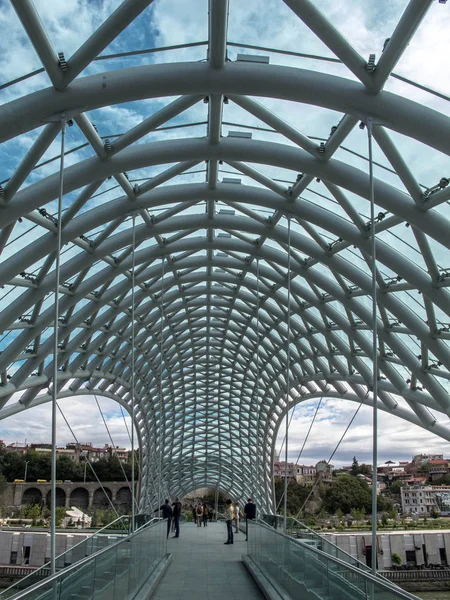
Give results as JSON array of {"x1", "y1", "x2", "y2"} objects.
[{"x1": 0, "y1": 0, "x2": 450, "y2": 512}]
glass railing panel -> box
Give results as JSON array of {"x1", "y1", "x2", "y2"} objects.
[
  {"x1": 6, "y1": 520, "x2": 166, "y2": 600},
  {"x1": 112, "y1": 542, "x2": 131, "y2": 600},
  {"x1": 0, "y1": 516, "x2": 131, "y2": 599},
  {"x1": 248, "y1": 521, "x2": 420, "y2": 600},
  {"x1": 261, "y1": 513, "x2": 370, "y2": 572},
  {"x1": 91, "y1": 542, "x2": 117, "y2": 600}
]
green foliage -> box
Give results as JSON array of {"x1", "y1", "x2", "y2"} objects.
[
  {"x1": 391, "y1": 553, "x2": 402, "y2": 566},
  {"x1": 432, "y1": 474, "x2": 450, "y2": 485},
  {"x1": 387, "y1": 480, "x2": 404, "y2": 496},
  {"x1": 350, "y1": 457, "x2": 372, "y2": 477},
  {"x1": 0, "y1": 446, "x2": 137, "y2": 483},
  {"x1": 323, "y1": 474, "x2": 372, "y2": 515},
  {"x1": 430, "y1": 508, "x2": 440, "y2": 519},
  {"x1": 274, "y1": 479, "x2": 311, "y2": 516},
  {"x1": 55, "y1": 507, "x2": 66, "y2": 527},
  {"x1": 351, "y1": 457, "x2": 359, "y2": 477},
  {"x1": 350, "y1": 507, "x2": 366, "y2": 521},
  {"x1": 377, "y1": 495, "x2": 394, "y2": 513}
]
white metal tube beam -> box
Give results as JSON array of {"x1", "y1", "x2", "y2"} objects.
[
  {"x1": 373, "y1": 0, "x2": 434, "y2": 91},
  {"x1": 226, "y1": 160, "x2": 286, "y2": 197},
  {"x1": 2, "y1": 64, "x2": 450, "y2": 157},
  {"x1": 230, "y1": 94, "x2": 318, "y2": 155},
  {"x1": 372, "y1": 126, "x2": 423, "y2": 205},
  {"x1": 4, "y1": 139, "x2": 449, "y2": 248},
  {"x1": 112, "y1": 95, "x2": 203, "y2": 155},
  {"x1": 3, "y1": 123, "x2": 61, "y2": 203},
  {"x1": 10, "y1": 0, "x2": 62, "y2": 89},
  {"x1": 281, "y1": 0, "x2": 374, "y2": 88},
  {"x1": 209, "y1": 0, "x2": 229, "y2": 69},
  {"x1": 75, "y1": 113, "x2": 107, "y2": 159},
  {"x1": 65, "y1": 0, "x2": 155, "y2": 85}
]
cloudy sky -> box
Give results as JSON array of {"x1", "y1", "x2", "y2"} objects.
[{"x1": 0, "y1": 1, "x2": 449, "y2": 470}]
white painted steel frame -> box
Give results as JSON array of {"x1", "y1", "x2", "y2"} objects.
[{"x1": 0, "y1": 0, "x2": 449, "y2": 514}]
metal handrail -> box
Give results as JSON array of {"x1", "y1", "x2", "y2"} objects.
[
  {"x1": 251, "y1": 520, "x2": 421, "y2": 600},
  {"x1": 6, "y1": 518, "x2": 161, "y2": 600},
  {"x1": 0, "y1": 515, "x2": 131, "y2": 598}
]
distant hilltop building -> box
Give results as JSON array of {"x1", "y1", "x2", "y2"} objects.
[
  {"x1": 401, "y1": 485, "x2": 450, "y2": 516},
  {"x1": 4, "y1": 442, "x2": 130, "y2": 464},
  {"x1": 273, "y1": 461, "x2": 333, "y2": 485}
]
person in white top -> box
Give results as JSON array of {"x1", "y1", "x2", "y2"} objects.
[
  {"x1": 224, "y1": 499, "x2": 234, "y2": 544},
  {"x1": 234, "y1": 502, "x2": 240, "y2": 533}
]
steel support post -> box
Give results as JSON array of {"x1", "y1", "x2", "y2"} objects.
[
  {"x1": 51, "y1": 115, "x2": 66, "y2": 575},
  {"x1": 283, "y1": 216, "x2": 291, "y2": 532},
  {"x1": 131, "y1": 214, "x2": 137, "y2": 532},
  {"x1": 256, "y1": 257, "x2": 261, "y2": 507},
  {"x1": 367, "y1": 117, "x2": 378, "y2": 576},
  {"x1": 158, "y1": 258, "x2": 165, "y2": 513}
]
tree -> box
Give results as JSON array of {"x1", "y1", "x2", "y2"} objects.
[
  {"x1": 387, "y1": 480, "x2": 404, "y2": 496},
  {"x1": 351, "y1": 457, "x2": 359, "y2": 477},
  {"x1": 274, "y1": 479, "x2": 311, "y2": 516},
  {"x1": 323, "y1": 475, "x2": 372, "y2": 514},
  {"x1": 358, "y1": 464, "x2": 372, "y2": 476},
  {"x1": 391, "y1": 553, "x2": 402, "y2": 566}
]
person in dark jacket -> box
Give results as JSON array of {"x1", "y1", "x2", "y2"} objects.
[
  {"x1": 172, "y1": 498, "x2": 182, "y2": 538},
  {"x1": 244, "y1": 498, "x2": 256, "y2": 541},
  {"x1": 155, "y1": 499, "x2": 173, "y2": 538}
]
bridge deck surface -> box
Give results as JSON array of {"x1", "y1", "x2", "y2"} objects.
[{"x1": 152, "y1": 521, "x2": 263, "y2": 600}]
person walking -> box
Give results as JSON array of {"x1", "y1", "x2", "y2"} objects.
[
  {"x1": 244, "y1": 498, "x2": 256, "y2": 541},
  {"x1": 172, "y1": 498, "x2": 182, "y2": 538},
  {"x1": 224, "y1": 499, "x2": 234, "y2": 545},
  {"x1": 155, "y1": 499, "x2": 173, "y2": 539},
  {"x1": 234, "y1": 502, "x2": 240, "y2": 533},
  {"x1": 202, "y1": 504, "x2": 209, "y2": 527},
  {"x1": 195, "y1": 502, "x2": 203, "y2": 527}
]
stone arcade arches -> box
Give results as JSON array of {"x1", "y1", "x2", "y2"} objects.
[{"x1": 0, "y1": 0, "x2": 450, "y2": 513}]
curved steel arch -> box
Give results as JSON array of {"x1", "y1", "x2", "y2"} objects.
[{"x1": 1, "y1": 0, "x2": 449, "y2": 511}]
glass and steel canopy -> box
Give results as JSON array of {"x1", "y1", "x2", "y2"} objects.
[{"x1": 0, "y1": 0, "x2": 449, "y2": 512}]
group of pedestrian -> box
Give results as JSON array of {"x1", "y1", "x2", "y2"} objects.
[
  {"x1": 224, "y1": 497, "x2": 256, "y2": 545},
  {"x1": 193, "y1": 502, "x2": 210, "y2": 527},
  {"x1": 155, "y1": 498, "x2": 182, "y2": 539},
  {"x1": 154, "y1": 495, "x2": 256, "y2": 545}
]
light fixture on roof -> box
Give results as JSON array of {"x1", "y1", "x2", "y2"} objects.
[
  {"x1": 422, "y1": 177, "x2": 449, "y2": 200},
  {"x1": 366, "y1": 54, "x2": 376, "y2": 72},
  {"x1": 221, "y1": 179, "x2": 241, "y2": 186},
  {"x1": 236, "y1": 54, "x2": 270, "y2": 64},
  {"x1": 58, "y1": 52, "x2": 68, "y2": 71},
  {"x1": 228, "y1": 131, "x2": 252, "y2": 139}
]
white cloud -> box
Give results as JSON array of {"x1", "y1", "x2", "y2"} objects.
[
  {"x1": 0, "y1": 394, "x2": 135, "y2": 450},
  {"x1": 276, "y1": 399, "x2": 450, "y2": 468}
]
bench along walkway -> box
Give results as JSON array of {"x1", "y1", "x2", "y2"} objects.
[{"x1": 152, "y1": 521, "x2": 263, "y2": 600}]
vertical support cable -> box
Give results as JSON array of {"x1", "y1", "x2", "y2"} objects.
[
  {"x1": 158, "y1": 257, "x2": 165, "y2": 512},
  {"x1": 367, "y1": 117, "x2": 378, "y2": 576},
  {"x1": 51, "y1": 115, "x2": 66, "y2": 575},
  {"x1": 130, "y1": 214, "x2": 136, "y2": 532},
  {"x1": 283, "y1": 216, "x2": 292, "y2": 532},
  {"x1": 255, "y1": 257, "x2": 260, "y2": 509}
]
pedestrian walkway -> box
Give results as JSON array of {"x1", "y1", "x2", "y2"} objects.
[{"x1": 152, "y1": 521, "x2": 263, "y2": 600}]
